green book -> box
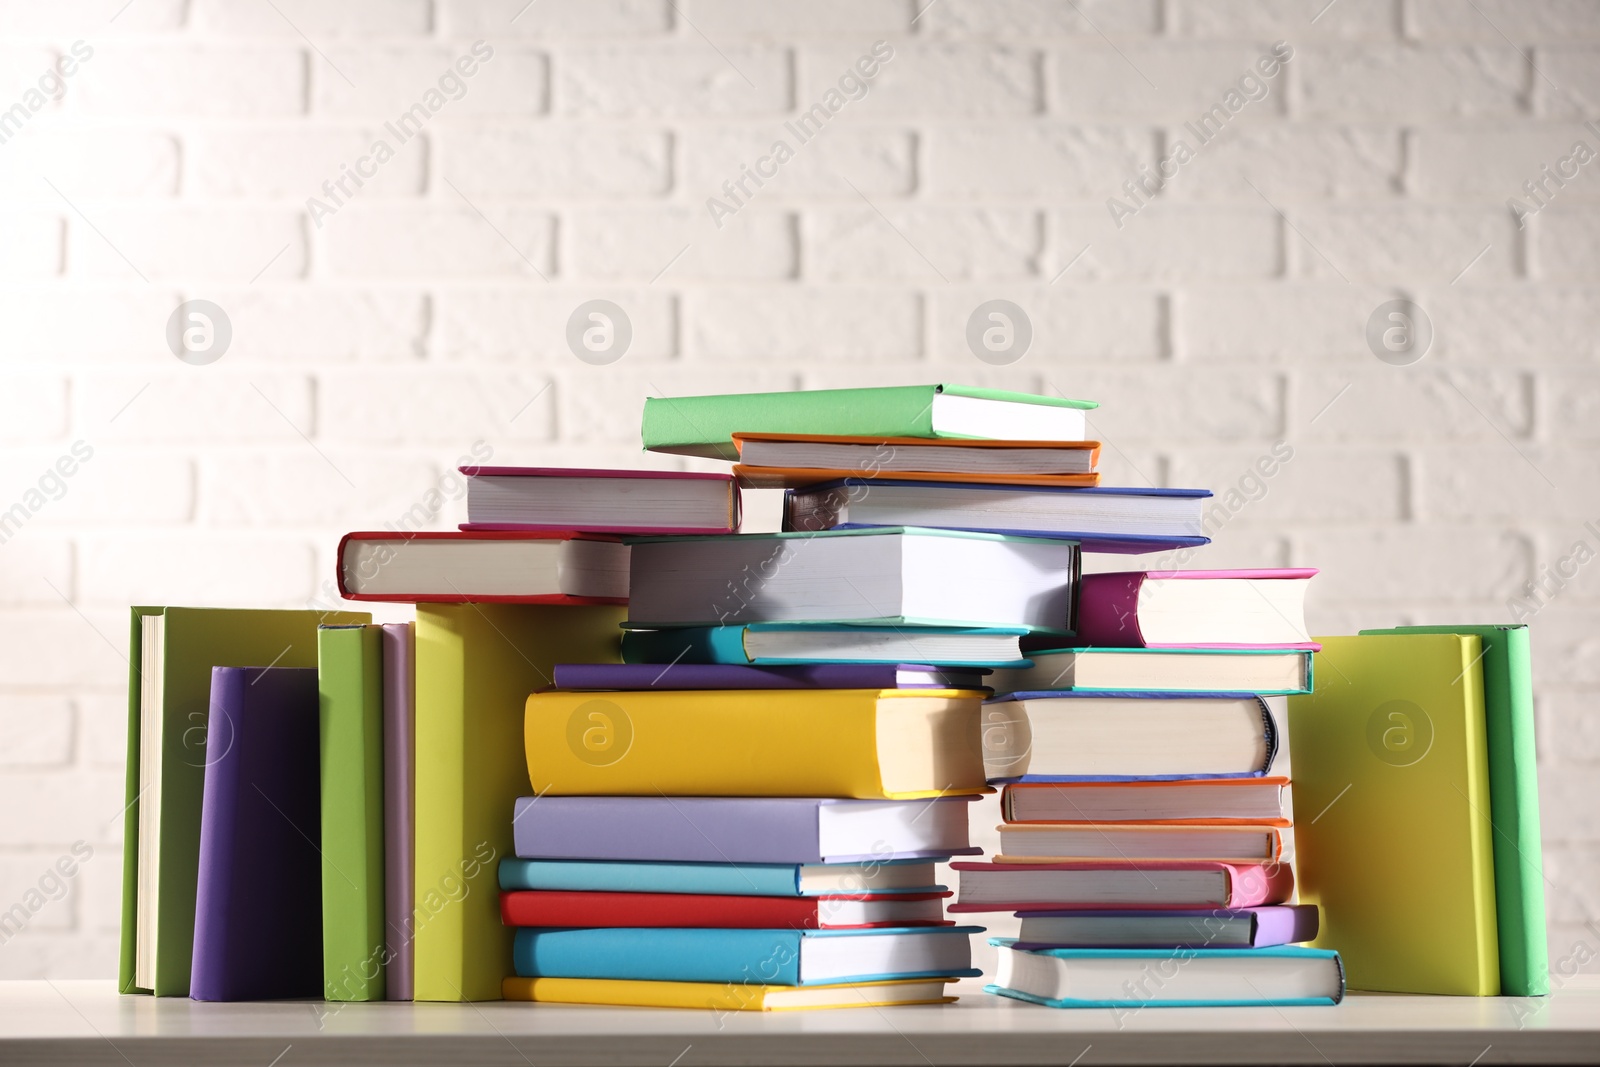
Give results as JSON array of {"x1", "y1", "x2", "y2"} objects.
[
  {"x1": 120, "y1": 606, "x2": 368, "y2": 997},
  {"x1": 318, "y1": 624, "x2": 387, "y2": 1002},
  {"x1": 641, "y1": 384, "x2": 1098, "y2": 460},
  {"x1": 1361, "y1": 624, "x2": 1547, "y2": 996}
]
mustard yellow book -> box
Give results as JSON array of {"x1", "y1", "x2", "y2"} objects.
[
  {"x1": 1288, "y1": 633, "x2": 1499, "y2": 995},
  {"x1": 524, "y1": 688, "x2": 987, "y2": 800},
  {"x1": 502, "y1": 975, "x2": 957, "y2": 1010},
  {"x1": 412, "y1": 603, "x2": 624, "y2": 1002}
]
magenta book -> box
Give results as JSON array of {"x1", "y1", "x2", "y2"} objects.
[{"x1": 1074, "y1": 569, "x2": 1319, "y2": 650}]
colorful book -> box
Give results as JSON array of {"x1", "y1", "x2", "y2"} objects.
[
  {"x1": 641, "y1": 384, "x2": 1097, "y2": 461},
  {"x1": 950, "y1": 861, "x2": 1294, "y2": 913},
  {"x1": 987, "y1": 647, "x2": 1313, "y2": 696},
  {"x1": 498, "y1": 890, "x2": 952, "y2": 930},
  {"x1": 523, "y1": 688, "x2": 987, "y2": 800},
  {"x1": 458, "y1": 466, "x2": 739, "y2": 534},
  {"x1": 497, "y1": 858, "x2": 947, "y2": 897},
  {"x1": 552, "y1": 661, "x2": 990, "y2": 691},
  {"x1": 783, "y1": 482, "x2": 1212, "y2": 553},
  {"x1": 381, "y1": 621, "x2": 415, "y2": 1002},
  {"x1": 620, "y1": 623, "x2": 1033, "y2": 668},
  {"x1": 981, "y1": 691, "x2": 1279, "y2": 781},
  {"x1": 1288, "y1": 633, "x2": 1500, "y2": 995},
  {"x1": 503, "y1": 975, "x2": 958, "y2": 1010},
  {"x1": 995, "y1": 823, "x2": 1284, "y2": 864},
  {"x1": 732, "y1": 433, "x2": 1101, "y2": 489},
  {"x1": 987, "y1": 941, "x2": 1344, "y2": 1008},
  {"x1": 1362, "y1": 624, "x2": 1546, "y2": 996},
  {"x1": 1002, "y1": 777, "x2": 1290, "y2": 824},
  {"x1": 510, "y1": 796, "x2": 979, "y2": 865},
  {"x1": 512, "y1": 926, "x2": 982, "y2": 984},
  {"x1": 1075, "y1": 569, "x2": 1317, "y2": 648},
  {"x1": 336, "y1": 530, "x2": 629, "y2": 603},
  {"x1": 625, "y1": 527, "x2": 1079, "y2": 631},
  {"x1": 412, "y1": 602, "x2": 625, "y2": 1002},
  {"x1": 189, "y1": 667, "x2": 322, "y2": 1002},
  {"x1": 317, "y1": 624, "x2": 387, "y2": 1002},
  {"x1": 121, "y1": 606, "x2": 366, "y2": 997},
  {"x1": 1013, "y1": 906, "x2": 1319, "y2": 950}
]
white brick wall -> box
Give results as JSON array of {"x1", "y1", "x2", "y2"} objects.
[{"x1": 1, "y1": 0, "x2": 1597, "y2": 979}]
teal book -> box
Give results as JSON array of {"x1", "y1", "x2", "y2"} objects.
[
  {"x1": 1361, "y1": 624, "x2": 1547, "y2": 996},
  {"x1": 497, "y1": 858, "x2": 945, "y2": 897},
  {"x1": 642, "y1": 384, "x2": 1097, "y2": 460},
  {"x1": 318, "y1": 624, "x2": 387, "y2": 1002},
  {"x1": 620, "y1": 623, "x2": 1035, "y2": 667},
  {"x1": 987, "y1": 940, "x2": 1345, "y2": 1008}
]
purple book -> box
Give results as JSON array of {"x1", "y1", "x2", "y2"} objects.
[
  {"x1": 190, "y1": 666, "x2": 322, "y2": 1001},
  {"x1": 381, "y1": 622, "x2": 415, "y2": 1002},
  {"x1": 1012, "y1": 906, "x2": 1320, "y2": 951},
  {"x1": 552, "y1": 662, "x2": 990, "y2": 691},
  {"x1": 512, "y1": 796, "x2": 981, "y2": 865}
]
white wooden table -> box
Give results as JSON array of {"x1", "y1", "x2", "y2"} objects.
[{"x1": 1, "y1": 978, "x2": 1596, "y2": 1065}]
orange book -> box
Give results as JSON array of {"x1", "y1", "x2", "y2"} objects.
[{"x1": 732, "y1": 433, "x2": 1101, "y2": 489}]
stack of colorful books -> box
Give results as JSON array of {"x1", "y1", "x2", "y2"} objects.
[{"x1": 950, "y1": 569, "x2": 1346, "y2": 1008}]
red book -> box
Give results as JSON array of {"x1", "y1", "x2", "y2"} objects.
[
  {"x1": 336, "y1": 530, "x2": 628, "y2": 604},
  {"x1": 949, "y1": 860, "x2": 1293, "y2": 913},
  {"x1": 498, "y1": 890, "x2": 953, "y2": 930}
]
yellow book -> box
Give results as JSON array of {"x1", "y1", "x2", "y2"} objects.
[
  {"x1": 1288, "y1": 633, "x2": 1499, "y2": 995},
  {"x1": 524, "y1": 688, "x2": 987, "y2": 800},
  {"x1": 413, "y1": 603, "x2": 625, "y2": 1002},
  {"x1": 502, "y1": 975, "x2": 957, "y2": 1011}
]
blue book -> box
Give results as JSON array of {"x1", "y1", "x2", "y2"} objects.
[
  {"x1": 498, "y1": 858, "x2": 947, "y2": 897},
  {"x1": 988, "y1": 940, "x2": 1344, "y2": 1008},
  {"x1": 620, "y1": 622, "x2": 1035, "y2": 668},
  {"x1": 783, "y1": 481, "x2": 1212, "y2": 554},
  {"x1": 514, "y1": 927, "x2": 984, "y2": 985}
]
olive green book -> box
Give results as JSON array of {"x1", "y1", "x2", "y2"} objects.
[
  {"x1": 318, "y1": 624, "x2": 387, "y2": 1002},
  {"x1": 1289, "y1": 633, "x2": 1499, "y2": 995},
  {"x1": 1362, "y1": 624, "x2": 1547, "y2": 996},
  {"x1": 641, "y1": 384, "x2": 1098, "y2": 460},
  {"x1": 119, "y1": 606, "x2": 368, "y2": 997}
]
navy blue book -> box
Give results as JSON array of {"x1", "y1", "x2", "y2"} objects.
[
  {"x1": 783, "y1": 480, "x2": 1211, "y2": 553},
  {"x1": 189, "y1": 666, "x2": 323, "y2": 1002}
]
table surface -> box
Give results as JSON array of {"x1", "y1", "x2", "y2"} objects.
[{"x1": 1, "y1": 978, "x2": 1597, "y2": 1066}]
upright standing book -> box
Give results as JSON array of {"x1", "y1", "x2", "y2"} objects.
[
  {"x1": 1361, "y1": 624, "x2": 1547, "y2": 996},
  {"x1": 1289, "y1": 633, "x2": 1500, "y2": 995},
  {"x1": 189, "y1": 667, "x2": 322, "y2": 1002},
  {"x1": 317, "y1": 624, "x2": 387, "y2": 1002},
  {"x1": 382, "y1": 621, "x2": 416, "y2": 1002},
  {"x1": 412, "y1": 602, "x2": 624, "y2": 1001},
  {"x1": 121, "y1": 606, "x2": 367, "y2": 997}
]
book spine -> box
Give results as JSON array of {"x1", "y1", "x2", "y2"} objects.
[
  {"x1": 188, "y1": 668, "x2": 246, "y2": 1001},
  {"x1": 1073, "y1": 572, "x2": 1148, "y2": 647}
]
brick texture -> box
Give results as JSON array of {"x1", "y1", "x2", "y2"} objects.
[{"x1": 0, "y1": 0, "x2": 1597, "y2": 982}]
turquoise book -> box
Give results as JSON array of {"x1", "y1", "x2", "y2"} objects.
[
  {"x1": 1361, "y1": 624, "x2": 1547, "y2": 996},
  {"x1": 497, "y1": 858, "x2": 946, "y2": 898}
]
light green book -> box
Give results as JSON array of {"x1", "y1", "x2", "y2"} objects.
[
  {"x1": 1289, "y1": 633, "x2": 1499, "y2": 995},
  {"x1": 641, "y1": 384, "x2": 1098, "y2": 460},
  {"x1": 1362, "y1": 624, "x2": 1547, "y2": 996},
  {"x1": 318, "y1": 624, "x2": 387, "y2": 1002},
  {"x1": 120, "y1": 606, "x2": 368, "y2": 997}
]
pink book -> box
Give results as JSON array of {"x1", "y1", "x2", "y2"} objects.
[
  {"x1": 1074, "y1": 568, "x2": 1319, "y2": 650},
  {"x1": 949, "y1": 860, "x2": 1294, "y2": 913},
  {"x1": 457, "y1": 466, "x2": 739, "y2": 535},
  {"x1": 381, "y1": 622, "x2": 414, "y2": 1001}
]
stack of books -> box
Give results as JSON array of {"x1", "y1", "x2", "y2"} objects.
[{"x1": 950, "y1": 569, "x2": 1347, "y2": 1008}]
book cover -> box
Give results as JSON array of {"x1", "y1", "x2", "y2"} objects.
[
  {"x1": 502, "y1": 975, "x2": 959, "y2": 1010},
  {"x1": 1012, "y1": 905, "x2": 1319, "y2": 950},
  {"x1": 949, "y1": 860, "x2": 1294, "y2": 912},
  {"x1": 336, "y1": 530, "x2": 628, "y2": 605},
  {"x1": 510, "y1": 796, "x2": 980, "y2": 865},
  {"x1": 1288, "y1": 633, "x2": 1500, "y2": 995},
  {"x1": 456, "y1": 466, "x2": 739, "y2": 535},
  {"x1": 496, "y1": 858, "x2": 946, "y2": 897},
  {"x1": 381, "y1": 621, "x2": 416, "y2": 1002},
  {"x1": 189, "y1": 667, "x2": 322, "y2": 1002},
  {"x1": 1075, "y1": 569, "x2": 1319, "y2": 649},
  {"x1": 552, "y1": 662, "x2": 988, "y2": 691},
  {"x1": 412, "y1": 603, "x2": 625, "y2": 1002},
  {"x1": 120, "y1": 606, "x2": 367, "y2": 997},
  {"x1": 498, "y1": 890, "x2": 952, "y2": 929},
  {"x1": 642, "y1": 384, "x2": 1097, "y2": 460},
  {"x1": 619, "y1": 623, "x2": 1034, "y2": 668},
  {"x1": 1361, "y1": 624, "x2": 1546, "y2": 996},
  {"x1": 522, "y1": 688, "x2": 987, "y2": 800},
  {"x1": 318, "y1": 624, "x2": 387, "y2": 1002}
]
